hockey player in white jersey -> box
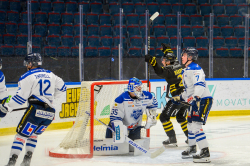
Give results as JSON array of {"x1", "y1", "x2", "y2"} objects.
[
  {"x1": 0, "y1": 53, "x2": 66, "y2": 166},
  {"x1": 173, "y1": 47, "x2": 213, "y2": 163},
  {"x1": 105, "y1": 77, "x2": 158, "y2": 141},
  {"x1": 0, "y1": 58, "x2": 9, "y2": 118}
]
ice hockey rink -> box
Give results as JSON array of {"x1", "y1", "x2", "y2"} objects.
[{"x1": 0, "y1": 115, "x2": 250, "y2": 166}]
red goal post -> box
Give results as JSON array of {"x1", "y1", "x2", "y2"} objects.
[{"x1": 49, "y1": 80, "x2": 151, "y2": 158}]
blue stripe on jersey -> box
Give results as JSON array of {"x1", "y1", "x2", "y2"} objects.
[
  {"x1": 194, "y1": 82, "x2": 206, "y2": 87},
  {"x1": 0, "y1": 72, "x2": 4, "y2": 83},
  {"x1": 12, "y1": 97, "x2": 23, "y2": 105},
  {"x1": 32, "y1": 95, "x2": 45, "y2": 103},
  {"x1": 196, "y1": 136, "x2": 206, "y2": 142},
  {"x1": 29, "y1": 139, "x2": 37, "y2": 143},
  {"x1": 146, "y1": 106, "x2": 158, "y2": 109},
  {"x1": 110, "y1": 116, "x2": 122, "y2": 121},
  {"x1": 60, "y1": 84, "x2": 66, "y2": 92},
  {"x1": 19, "y1": 67, "x2": 51, "y2": 82},
  {"x1": 188, "y1": 136, "x2": 195, "y2": 139},
  {"x1": 14, "y1": 95, "x2": 26, "y2": 103},
  {"x1": 11, "y1": 146, "x2": 22, "y2": 151},
  {"x1": 12, "y1": 96, "x2": 25, "y2": 104},
  {"x1": 26, "y1": 143, "x2": 36, "y2": 148},
  {"x1": 15, "y1": 94, "x2": 26, "y2": 102},
  {"x1": 188, "y1": 132, "x2": 194, "y2": 135},
  {"x1": 115, "y1": 92, "x2": 128, "y2": 104},
  {"x1": 13, "y1": 141, "x2": 24, "y2": 146},
  {"x1": 142, "y1": 91, "x2": 153, "y2": 99},
  {"x1": 186, "y1": 62, "x2": 202, "y2": 70},
  {"x1": 195, "y1": 133, "x2": 205, "y2": 138}
]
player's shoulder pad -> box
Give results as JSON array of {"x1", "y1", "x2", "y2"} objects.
[
  {"x1": 186, "y1": 62, "x2": 201, "y2": 71},
  {"x1": 114, "y1": 91, "x2": 130, "y2": 104},
  {"x1": 142, "y1": 91, "x2": 153, "y2": 99},
  {"x1": 19, "y1": 67, "x2": 52, "y2": 82}
]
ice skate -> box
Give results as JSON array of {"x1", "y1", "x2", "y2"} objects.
[
  {"x1": 185, "y1": 138, "x2": 188, "y2": 144},
  {"x1": 20, "y1": 151, "x2": 33, "y2": 166},
  {"x1": 162, "y1": 136, "x2": 177, "y2": 147},
  {"x1": 5, "y1": 154, "x2": 18, "y2": 166},
  {"x1": 182, "y1": 145, "x2": 196, "y2": 159},
  {"x1": 193, "y1": 147, "x2": 211, "y2": 163}
]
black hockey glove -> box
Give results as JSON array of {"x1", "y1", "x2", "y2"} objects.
[
  {"x1": 0, "y1": 98, "x2": 8, "y2": 118},
  {"x1": 145, "y1": 54, "x2": 157, "y2": 67},
  {"x1": 161, "y1": 43, "x2": 173, "y2": 54}
]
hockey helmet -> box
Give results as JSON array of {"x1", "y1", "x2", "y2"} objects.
[
  {"x1": 24, "y1": 53, "x2": 42, "y2": 67},
  {"x1": 128, "y1": 77, "x2": 143, "y2": 98},
  {"x1": 161, "y1": 52, "x2": 177, "y2": 64},
  {"x1": 182, "y1": 47, "x2": 198, "y2": 61}
]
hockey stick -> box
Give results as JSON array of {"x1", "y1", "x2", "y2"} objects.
[
  {"x1": 12, "y1": 107, "x2": 28, "y2": 112},
  {"x1": 147, "y1": 11, "x2": 159, "y2": 90},
  {"x1": 85, "y1": 111, "x2": 165, "y2": 159},
  {"x1": 5, "y1": 107, "x2": 28, "y2": 113}
]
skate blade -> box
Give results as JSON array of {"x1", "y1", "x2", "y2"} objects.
[
  {"x1": 163, "y1": 143, "x2": 178, "y2": 148},
  {"x1": 193, "y1": 157, "x2": 211, "y2": 163},
  {"x1": 182, "y1": 154, "x2": 194, "y2": 159}
]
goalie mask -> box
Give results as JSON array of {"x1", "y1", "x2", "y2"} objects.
[
  {"x1": 128, "y1": 77, "x2": 143, "y2": 99},
  {"x1": 24, "y1": 53, "x2": 42, "y2": 67},
  {"x1": 182, "y1": 47, "x2": 198, "y2": 61}
]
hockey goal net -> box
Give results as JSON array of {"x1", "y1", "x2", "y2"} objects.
[{"x1": 49, "y1": 80, "x2": 150, "y2": 158}]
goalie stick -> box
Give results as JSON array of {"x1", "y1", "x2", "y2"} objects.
[
  {"x1": 85, "y1": 111, "x2": 165, "y2": 159},
  {"x1": 147, "y1": 11, "x2": 159, "y2": 90}
]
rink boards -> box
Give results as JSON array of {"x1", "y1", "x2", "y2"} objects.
[{"x1": 0, "y1": 78, "x2": 250, "y2": 136}]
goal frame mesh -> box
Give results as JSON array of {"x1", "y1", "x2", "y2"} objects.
[{"x1": 49, "y1": 80, "x2": 151, "y2": 158}]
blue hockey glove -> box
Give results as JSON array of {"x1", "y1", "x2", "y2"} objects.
[
  {"x1": 0, "y1": 99, "x2": 8, "y2": 118},
  {"x1": 187, "y1": 96, "x2": 201, "y2": 110}
]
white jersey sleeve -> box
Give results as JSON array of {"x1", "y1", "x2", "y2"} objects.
[
  {"x1": 0, "y1": 70, "x2": 8, "y2": 100},
  {"x1": 54, "y1": 75, "x2": 67, "y2": 100},
  {"x1": 7, "y1": 68, "x2": 66, "y2": 111}
]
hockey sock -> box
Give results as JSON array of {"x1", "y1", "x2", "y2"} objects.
[
  {"x1": 192, "y1": 122, "x2": 209, "y2": 149},
  {"x1": 162, "y1": 121, "x2": 175, "y2": 137},
  {"x1": 25, "y1": 134, "x2": 38, "y2": 153},
  {"x1": 180, "y1": 120, "x2": 188, "y2": 136},
  {"x1": 9, "y1": 134, "x2": 27, "y2": 158},
  {"x1": 187, "y1": 123, "x2": 196, "y2": 146}
]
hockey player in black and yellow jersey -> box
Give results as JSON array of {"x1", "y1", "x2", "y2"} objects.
[{"x1": 145, "y1": 43, "x2": 189, "y2": 146}]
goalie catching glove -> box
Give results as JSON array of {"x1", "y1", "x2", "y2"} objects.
[
  {"x1": 145, "y1": 54, "x2": 157, "y2": 67},
  {"x1": 145, "y1": 109, "x2": 158, "y2": 129}
]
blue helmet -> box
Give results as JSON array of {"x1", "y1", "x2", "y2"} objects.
[
  {"x1": 24, "y1": 53, "x2": 42, "y2": 67},
  {"x1": 182, "y1": 47, "x2": 198, "y2": 61},
  {"x1": 128, "y1": 77, "x2": 143, "y2": 98}
]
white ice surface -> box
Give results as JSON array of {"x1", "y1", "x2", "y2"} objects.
[{"x1": 1, "y1": 116, "x2": 250, "y2": 166}]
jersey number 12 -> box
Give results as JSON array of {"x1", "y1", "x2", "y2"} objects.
[{"x1": 38, "y1": 79, "x2": 52, "y2": 96}]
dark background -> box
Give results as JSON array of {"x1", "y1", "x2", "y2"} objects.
[{"x1": 2, "y1": 57, "x2": 249, "y2": 83}]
